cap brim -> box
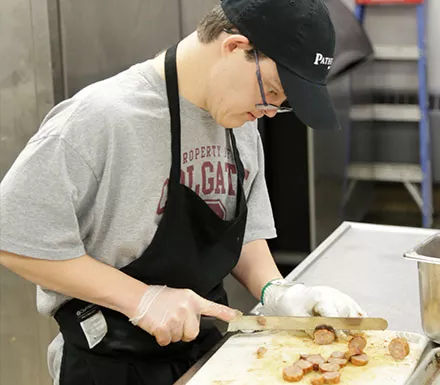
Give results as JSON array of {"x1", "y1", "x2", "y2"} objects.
[{"x1": 277, "y1": 64, "x2": 340, "y2": 130}]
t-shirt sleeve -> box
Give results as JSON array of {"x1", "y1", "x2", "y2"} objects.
[
  {"x1": 0, "y1": 135, "x2": 98, "y2": 260},
  {"x1": 243, "y1": 132, "x2": 277, "y2": 244}
]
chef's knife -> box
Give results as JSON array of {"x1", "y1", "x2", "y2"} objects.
[{"x1": 202, "y1": 315, "x2": 388, "y2": 332}]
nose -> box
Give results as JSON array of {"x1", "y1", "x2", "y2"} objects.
[{"x1": 264, "y1": 109, "x2": 277, "y2": 118}]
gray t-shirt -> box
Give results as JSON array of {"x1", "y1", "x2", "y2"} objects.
[{"x1": 0, "y1": 60, "x2": 276, "y2": 383}]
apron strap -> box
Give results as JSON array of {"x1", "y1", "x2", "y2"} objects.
[
  {"x1": 165, "y1": 44, "x2": 246, "y2": 217},
  {"x1": 165, "y1": 44, "x2": 181, "y2": 188},
  {"x1": 228, "y1": 129, "x2": 246, "y2": 216}
]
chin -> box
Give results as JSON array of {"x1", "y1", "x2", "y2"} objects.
[{"x1": 217, "y1": 116, "x2": 248, "y2": 129}]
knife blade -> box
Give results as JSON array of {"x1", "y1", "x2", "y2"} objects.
[{"x1": 226, "y1": 315, "x2": 388, "y2": 332}]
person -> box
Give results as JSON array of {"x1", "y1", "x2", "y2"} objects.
[{"x1": 0, "y1": 0, "x2": 365, "y2": 384}]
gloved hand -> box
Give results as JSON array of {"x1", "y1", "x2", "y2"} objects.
[
  {"x1": 129, "y1": 285, "x2": 239, "y2": 346},
  {"x1": 260, "y1": 279, "x2": 367, "y2": 318}
]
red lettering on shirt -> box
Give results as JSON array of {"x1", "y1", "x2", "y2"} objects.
[
  {"x1": 201, "y1": 161, "x2": 214, "y2": 195},
  {"x1": 225, "y1": 163, "x2": 237, "y2": 196},
  {"x1": 215, "y1": 162, "x2": 226, "y2": 194},
  {"x1": 157, "y1": 144, "x2": 251, "y2": 218}
]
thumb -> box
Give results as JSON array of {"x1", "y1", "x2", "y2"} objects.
[{"x1": 198, "y1": 296, "x2": 240, "y2": 321}]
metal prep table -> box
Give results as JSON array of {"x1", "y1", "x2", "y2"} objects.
[{"x1": 176, "y1": 221, "x2": 439, "y2": 384}]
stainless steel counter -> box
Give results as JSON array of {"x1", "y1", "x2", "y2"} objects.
[
  {"x1": 285, "y1": 221, "x2": 438, "y2": 334},
  {"x1": 177, "y1": 221, "x2": 439, "y2": 384}
]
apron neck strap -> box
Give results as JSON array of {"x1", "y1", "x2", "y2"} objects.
[
  {"x1": 165, "y1": 44, "x2": 246, "y2": 211},
  {"x1": 165, "y1": 44, "x2": 181, "y2": 184},
  {"x1": 228, "y1": 129, "x2": 245, "y2": 187}
]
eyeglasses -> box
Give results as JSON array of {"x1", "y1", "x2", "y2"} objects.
[
  {"x1": 222, "y1": 29, "x2": 292, "y2": 114},
  {"x1": 254, "y1": 50, "x2": 292, "y2": 114}
]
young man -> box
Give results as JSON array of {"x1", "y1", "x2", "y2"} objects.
[{"x1": 0, "y1": 1, "x2": 364, "y2": 384}]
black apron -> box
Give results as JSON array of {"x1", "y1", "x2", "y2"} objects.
[{"x1": 53, "y1": 45, "x2": 248, "y2": 385}]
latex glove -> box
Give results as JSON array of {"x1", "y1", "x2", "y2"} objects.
[
  {"x1": 129, "y1": 285, "x2": 238, "y2": 346},
  {"x1": 261, "y1": 279, "x2": 367, "y2": 318}
]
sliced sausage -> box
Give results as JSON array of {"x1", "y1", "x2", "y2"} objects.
[
  {"x1": 282, "y1": 365, "x2": 304, "y2": 382},
  {"x1": 323, "y1": 372, "x2": 341, "y2": 384},
  {"x1": 306, "y1": 354, "x2": 326, "y2": 371},
  {"x1": 294, "y1": 359, "x2": 314, "y2": 374},
  {"x1": 327, "y1": 357, "x2": 348, "y2": 368},
  {"x1": 319, "y1": 363, "x2": 340, "y2": 373},
  {"x1": 310, "y1": 376, "x2": 325, "y2": 385},
  {"x1": 256, "y1": 346, "x2": 267, "y2": 358},
  {"x1": 348, "y1": 335, "x2": 367, "y2": 355},
  {"x1": 350, "y1": 353, "x2": 369, "y2": 366},
  {"x1": 388, "y1": 337, "x2": 410, "y2": 360},
  {"x1": 330, "y1": 351, "x2": 345, "y2": 359},
  {"x1": 314, "y1": 325, "x2": 336, "y2": 345}
]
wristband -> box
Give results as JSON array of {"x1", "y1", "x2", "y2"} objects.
[{"x1": 260, "y1": 278, "x2": 287, "y2": 305}]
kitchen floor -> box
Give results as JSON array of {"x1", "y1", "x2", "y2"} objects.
[{"x1": 1, "y1": 184, "x2": 439, "y2": 385}]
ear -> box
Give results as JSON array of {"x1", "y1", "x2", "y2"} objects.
[{"x1": 221, "y1": 34, "x2": 252, "y2": 56}]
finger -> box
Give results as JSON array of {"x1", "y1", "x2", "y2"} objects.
[
  {"x1": 170, "y1": 321, "x2": 184, "y2": 343},
  {"x1": 337, "y1": 292, "x2": 366, "y2": 317},
  {"x1": 198, "y1": 296, "x2": 240, "y2": 321},
  {"x1": 182, "y1": 313, "x2": 200, "y2": 342},
  {"x1": 153, "y1": 326, "x2": 172, "y2": 346},
  {"x1": 313, "y1": 301, "x2": 340, "y2": 318},
  {"x1": 354, "y1": 303, "x2": 368, "y2": 317}
]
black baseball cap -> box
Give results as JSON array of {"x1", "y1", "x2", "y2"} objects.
[{"x1": 221, "y1": 0, "x2": 340, "y2": 130}]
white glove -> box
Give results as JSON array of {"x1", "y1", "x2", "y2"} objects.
[
  {"x1": 261, "y1": 279, "x2": 367, "y2": 318},
  {"x1": 129, "y1": 285, "x2": 238, "y2": 346}
]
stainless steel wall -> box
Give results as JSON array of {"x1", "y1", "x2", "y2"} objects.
[
  {"x1": 55, "y1": 0, "x2": 181, "y2": 99},
  {"x1": 0, "y1": 2, "x2": 222, "y2": 384},
  {"x1": 0, "y1": 0, "x2": 219, "y2": 182},
  {"x1": 0, "y1": 5, "x2": 57, "y2": 384},
  {"x1": 181, "y1": 0, "x2": 218, "y2": 37},
  {"x1": 0, "y1": 0, "x2": 54, "y2": 179}
]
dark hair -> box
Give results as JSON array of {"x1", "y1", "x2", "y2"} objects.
[{"x1": 197, "y1": 4, "x2": 266, "y2": 60}]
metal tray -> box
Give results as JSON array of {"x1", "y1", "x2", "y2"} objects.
[
  {"x1": 176, "y1": 222, "x2": 438, "y2": 384},
  {"x1": 407, "y1": 347, "x2": 440, "y2": 385}
]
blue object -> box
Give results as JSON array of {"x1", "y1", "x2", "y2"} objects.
[{"x1": 354, "y1": 1, "x2": 432, "y2": 228}]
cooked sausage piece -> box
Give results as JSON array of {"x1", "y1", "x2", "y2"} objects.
[
  {"x1": 306, "y1": 354, "x2": 326, "y2": 371},
  {"x1": 330, "y1": 351, "x2": 346, "y2": 359},
  {"x1": 348, "y1": 335, "x2": 367, "y2": 355},
  {"x1": 314, "y1": 325, "x2": 336, "y2": 345},
  {"x1": 319, "y1": 363, "x2": 340, "y2": 373},
  {"x1": 323, "y1": 372, "x2": 341, "y2": 384},
  {"x1": 282, "y1": 365, "x2": 304, "y2": 382},
  {"x1": 327, "y1": 357, "x2": 348, "y2": 368},
  {"x1": 294, "y1": 359, "x2": 314, "y2": 374},
  {"x1": 388, "y1": 337, "x2": 410, "y2": 360},
  {"x1": 256, "y1": 346, "x2": 267, "y2": 358},
  {"x1": 310, "y1": 376, "x2": 325, "y2": 385},
  {"x1": 350, "y1": 353, "x2": 369, "y2": 366},
  {"x1": 344, "y1": 351, "x2": 355, "y2": 360}
]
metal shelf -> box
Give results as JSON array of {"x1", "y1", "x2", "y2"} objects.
[
  {"x1": 346, "y1": 163, "x2": 425, "y2": 212},
  {"x1": 374, "y1": 44, "x2": 419, "y2": 60},
  {"x1": 350, "y1": 104, "x2": 421, "y2": 121},
  {"x1": 348, "y1": 162, "x2": 423, "y2": 182},
  {"x1": 356, "y1": 0, "x2": 424, "y2": 4},
  {"x1": 347, "y1": 0, "x2": 433, "y2": 228}
]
